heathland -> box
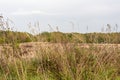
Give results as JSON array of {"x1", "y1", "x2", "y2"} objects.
[{"x1": 0, "y1": 31, "x2": 120, "y2": 80}]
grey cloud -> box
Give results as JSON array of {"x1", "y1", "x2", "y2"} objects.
[{"x1": 0, "y1": 0, "x2": 120, "y2": 33}]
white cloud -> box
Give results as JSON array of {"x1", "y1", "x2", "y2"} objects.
[
  {"x1": 1, "y1": 0, "x2": 120, "y2": 17},
  {"x1": 11, "y1": 9, "x2": 58, "y2": 16}
]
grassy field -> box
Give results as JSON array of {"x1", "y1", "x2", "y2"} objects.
[{"x1": 0, "y1": 31, "x2": 120, "y2": 80}]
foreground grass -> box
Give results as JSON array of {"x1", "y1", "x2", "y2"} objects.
[{"x1": 0, "y1": 42, "x2": 120, "y2": 80}]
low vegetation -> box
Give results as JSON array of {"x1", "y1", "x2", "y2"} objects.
[
  {"x1": 37, "y1": 32, "x2": 120, "y2": 43},
  {"x1": 1, "y1": 30, "x2": 120, "y2": 44},
  {"x1": 0, "y1": 30, "x2": 34, "y2": 44}
]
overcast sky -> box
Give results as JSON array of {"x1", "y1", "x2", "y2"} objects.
[{"x1": 0, "y1": 0, "x2": 120, "y2": 33}]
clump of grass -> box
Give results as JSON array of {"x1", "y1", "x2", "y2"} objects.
[{"x1": 1, "y1": 42, "x2": 120, "y2": 80}]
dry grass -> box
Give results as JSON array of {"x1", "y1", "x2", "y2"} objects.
[{"x1": 0, "y1": 42, "x2": 120, "y2": 80}]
